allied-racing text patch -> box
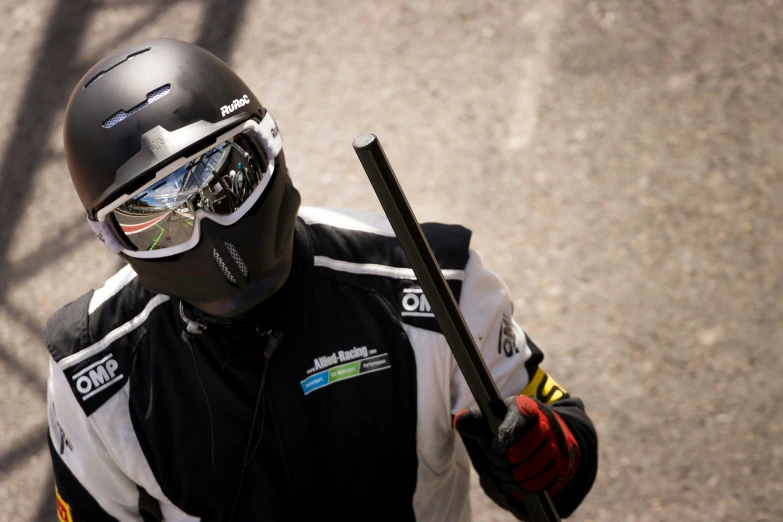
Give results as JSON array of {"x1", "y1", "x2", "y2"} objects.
[{"x1": 300, "y1": 346, "x2": 391, "y2": 395}]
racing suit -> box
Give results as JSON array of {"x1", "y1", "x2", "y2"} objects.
[{"x1": 45, "y1": 207, "x2": 597, "y2": 521}]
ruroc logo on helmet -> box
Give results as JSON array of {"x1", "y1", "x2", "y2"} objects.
[{"x1": 221, "y1": 94, "x2": 251, "y2": 117}]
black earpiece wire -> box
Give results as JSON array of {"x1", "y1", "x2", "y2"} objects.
[
  {"x1": 227, "y1": 330, "x2": 282, "y2": 522},
  {"x1": 182, "y1": 330, "x2": 221, "y2": 478}
]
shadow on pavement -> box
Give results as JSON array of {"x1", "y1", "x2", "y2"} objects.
[
  {"x1": 4, "y1": 214, "x2": 94, "y2": 285},
  {"x1": 0, "y1": 340, "x2": 46, "y2": 399},
  {"x1": 31, "y1": 473, "x2": 56, "y2": 522},
  {"x1": 0, "y1": 0, "x2": 249, "y2": 519},
  {"x1": 0, "y1": 0, "x2": 96, "y2": 293},
  {"x1": 0, "y1": 1, "x2": 98, "y2": 518},
  {"x1": 196, "y1": 0, "x2": 251, "y2": 59},
  {"x1": 0, "y1": 424, "x2": 50, "y2": 478}
]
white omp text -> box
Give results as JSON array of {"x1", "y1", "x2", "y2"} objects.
[
  {"x1": 401, "y1": 288, "x2": 434, "y2": 317},
  {"x1": 72, "y1": 354, "x2": 123, "y2": 400},
  {"x1": 220, "y1": 94, "x2": 251, "y2": 117}
]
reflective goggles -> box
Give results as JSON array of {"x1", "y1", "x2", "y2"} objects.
[{"x1": 90, "y1": 113, "x2": 282, "y2": 259}]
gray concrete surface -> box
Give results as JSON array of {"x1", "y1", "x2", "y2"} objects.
[{"x1": 0, "y1": 0, "x2": 781, "y2": 520}]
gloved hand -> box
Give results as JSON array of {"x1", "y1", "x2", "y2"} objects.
[{"x1": 454, "y1": 395, "x2": 580, "y2": 514}]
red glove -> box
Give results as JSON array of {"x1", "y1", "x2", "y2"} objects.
[{"x1": 454, "y1": 395, "x2": 580, "y2": 498}]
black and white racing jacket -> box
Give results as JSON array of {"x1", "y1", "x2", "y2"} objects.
[{"x1": 45, "y1": 207, "x2": 597, "y2": 522}]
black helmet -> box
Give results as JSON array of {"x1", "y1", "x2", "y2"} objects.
[{"x1": 64, "y1": 39, "x2": 301, "y2": 318}]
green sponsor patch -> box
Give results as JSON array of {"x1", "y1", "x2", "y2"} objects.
[{"x1": 328, "y1": 361, "x2": 361, "y2": 382}]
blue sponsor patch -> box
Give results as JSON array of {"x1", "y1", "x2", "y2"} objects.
[{"x1": 300, "y1": 370, "x2": 330, "y2": 394}]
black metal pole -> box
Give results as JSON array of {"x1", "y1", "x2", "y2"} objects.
[{"x1": 352, "y1": 133, "x2": 560, "y2": 522}]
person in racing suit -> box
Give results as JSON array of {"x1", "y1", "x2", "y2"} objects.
[{"x1": 47, "y1": 39, "x2": 598, "y2": 522}]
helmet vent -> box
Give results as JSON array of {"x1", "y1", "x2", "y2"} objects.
[
  {"x1": 102, "y1": 84, "x2": 171, "y2": 129},
  {"x1": 212, "y1": 248, "x2": 237, "y2": 284},
  {"x1": 224, "y1": 242, "x2": 249, "y2": 278},
  {"x1": 84, "y1": 47, "x2": 151, "y2": 88}
]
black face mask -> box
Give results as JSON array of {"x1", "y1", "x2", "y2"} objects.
[
  {"x1": 177, "y1": 226, "x2": 307, "y2": 332},
  {"x1": 124, "y1": 156, "x2": 301, "y2": 318}
]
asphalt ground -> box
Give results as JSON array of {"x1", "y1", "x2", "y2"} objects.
[{"x1": 0, "y1": 1, "x2": 781, "y2": 521}]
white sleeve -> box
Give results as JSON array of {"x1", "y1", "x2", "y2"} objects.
[
  {"x1": 48, "y1": 357, "x2": 145, "y2": 522},
  {"x1": 450, "y1": 249, "x2": 538, "y2": 414}
]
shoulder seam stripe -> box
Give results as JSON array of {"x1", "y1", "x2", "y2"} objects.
[
  {"x1": 88, "y1": 265, "x2": 138, "y2": 315},
  {"x1": 314, "y1": 256, "x2": 465, "y2": 281},
  {"x1": 298, "y1": 207, "x2": 397, "y2": 237},
  {"x1": 60, "y1": 294, "x2": 170, "y2": 370}
]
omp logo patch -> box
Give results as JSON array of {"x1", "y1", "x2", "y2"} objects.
[
  {"x1": 63, "y1": 345, "x2": 132, "y2": 415},
  {"x1": 401, "y1": 287, "x2": 433, "y2": 318},
  {"x1": 56, "y1": 487, "x2": 73, "y2": 522},
  {"x1": 71, "y1": 353, "x2": 123, "y2": 401},
  {"x1": 398, "y1": 279, "x2": 463, "y2": 334},
  {"x1": 522, "y1": 368, "x2": 567, "y2": 404},
  {"x1": 498, "y1": 311, "x2": 523, "y2": 358}
]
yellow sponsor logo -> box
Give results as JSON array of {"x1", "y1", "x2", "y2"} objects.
[
  {"x1": 521, "y1": 368, "x2": 567, "y2": 404},
  {"x1": 56, "y1": 487, "x2": 73, "y2": 522}
]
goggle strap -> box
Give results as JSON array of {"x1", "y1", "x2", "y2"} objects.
[
  {"x1": 87, "y1": 216, "x2": 124, "y2": 253},
  {"x1": 255, "y1": 111, "x2": 283, "y2": 161}
]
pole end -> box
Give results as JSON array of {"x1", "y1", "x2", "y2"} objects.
[{"x1": 352, "y1": 133, "x2": 377, "y2": 151}]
